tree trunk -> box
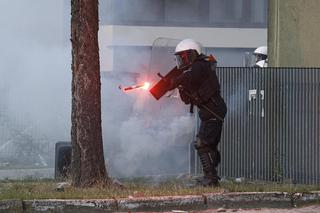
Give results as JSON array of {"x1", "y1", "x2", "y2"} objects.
[{"x1": 71, "y1": 0, "x2": 109, "y2": 187}]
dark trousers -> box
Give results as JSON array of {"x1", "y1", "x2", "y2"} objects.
[{"x1": 197, "y1": 118, "x2": 223, "y2": 167}]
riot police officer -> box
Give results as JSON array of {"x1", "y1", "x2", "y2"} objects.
[
  {"x1": 253, "y1": 46, "x2": 268, "y2": 68},
  {"x1": 172, "y1": 39, "x2": 227, "y2": 186}
]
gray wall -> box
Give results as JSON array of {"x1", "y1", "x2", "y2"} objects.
[{"x1": 268, "y1": 0, "x2": 320, "y2": 67}]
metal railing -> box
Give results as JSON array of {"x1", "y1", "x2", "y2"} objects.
[{"x1": 196, "y1": 67, "x2": 320, "y2": 184}]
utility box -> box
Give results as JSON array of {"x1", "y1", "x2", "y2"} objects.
[{"x1": 55, "y1": 141, "x2": 71, "y2": 179}]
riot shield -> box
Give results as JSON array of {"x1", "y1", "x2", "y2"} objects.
[
  {"x1": 143, "y1": 37, "x2": 190, "y2": 119},
  {"x1": 147, "y1": 37, "x2": 198, "y2": 175},
  {"x1": 148, "y1": 37, "x2": 180, "y2": 79}
]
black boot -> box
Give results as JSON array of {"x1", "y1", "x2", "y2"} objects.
[{"x1": 195, "y1": 145, "x2": 220, "y2": 186}]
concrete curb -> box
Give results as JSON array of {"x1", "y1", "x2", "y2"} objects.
[
  {"x1": 23, "y1": 199, "x2": 117, "y2": 212},
  {"x1": 0, "y1": 200, "x2": 23, "y2": 212},
  {"x1": 117, "y1": 195, "x2": 205, "y2": 211},
  {"x1": 1, "y1": 192, "x2": 319, "y2": 212},
  {"x1": 205, "y1": 192, "x2": 292, "y2": 208}
]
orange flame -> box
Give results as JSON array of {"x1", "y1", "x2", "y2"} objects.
[{"x1": 141, "y1": 82, "x2": 150, "y2": 90}]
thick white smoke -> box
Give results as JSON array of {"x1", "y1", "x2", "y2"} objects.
[
  {"x1": 101, "y1": 71, "x2": 196, "y2": 177},
  {"x1": 0, "y1": 0, "x2": 71, "y2": 166},
  {"x1": 0, "y1": 0, "x2": 196, "y2": 177},
  {"x1": 116, "y1": 115, "x2": 195, "y2": 176}
]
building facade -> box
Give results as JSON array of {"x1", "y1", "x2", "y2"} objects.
[{"x1": 98, "y1": 0, "x2": 268, "y2": 73}]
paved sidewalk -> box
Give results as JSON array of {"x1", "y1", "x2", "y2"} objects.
[{"x1": 1, "y1": 192, "x2": 319, "y2": 212}]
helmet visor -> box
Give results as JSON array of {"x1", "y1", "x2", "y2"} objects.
[
  {"x1": 255, "y1": 54, "x2": 267, "y2": 63},
  {"x1": 175, "y1": 49, "x2": 197, "y2": 69}
]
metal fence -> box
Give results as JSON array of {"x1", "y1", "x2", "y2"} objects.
[
  {"x1": 0, "y1": 90, "x2": 55, "y2": 168},
  {"x1": 1, "y1": 66, "x2": 319, "y2": 182},
  {"x1": 195, "y1": 67, "x2": 320, "y2": 184}
]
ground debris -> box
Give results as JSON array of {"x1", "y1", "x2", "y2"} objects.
[
  {"x1": 217, "y1": 207, "x2": 226, "y2": 212},
  {"x1": 55, "y1": 181, "x2": 70, "y2": 192},
  {"x1": 112, "y1": 178, "x2": 126, "y2": 188}
]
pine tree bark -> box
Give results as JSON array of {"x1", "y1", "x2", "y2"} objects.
[{"x1": 71, "y1": 0, "x2": 109, "y2": 187}]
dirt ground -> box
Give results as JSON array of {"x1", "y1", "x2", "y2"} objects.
[
  {"x1": 200, "y1": 205, "x2": 320, "y2": 212},
  {"x1": 136, "y1": 205, "x2": 320, "y2": 213}
]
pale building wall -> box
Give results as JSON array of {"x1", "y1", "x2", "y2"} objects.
[{"x1": 268, "y1": 0, "x2": 320, "y2": 67}]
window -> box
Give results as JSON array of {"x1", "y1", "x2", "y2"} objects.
[
  {"x1": 249, "y1": 0, "x2": 268, "y2": 24},
  {"x1": 101, "y1": 0, "x2": 268, "y2": 28},
  {"x1": 209, "y1": 0, "x2": 244, "y2": 24},
  {"x1": 164, "y1": 0, "x2": 205, "y2": 24},
  {"x1": 102, "y1": 0, "x2": 164, "y2": 25},
  {"x1": 209, "y1": 0, "x2": 268, "y2": 27}
]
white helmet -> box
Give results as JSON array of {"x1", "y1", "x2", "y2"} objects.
[
  {"x1": 253, "y1": 46, "x2": 267, "y2": 63},
  {"x1": 254, "y1": 46, "x2": 267, "y2": 56},
  {"x1": 174, "y1": 39, "x2": 202, "y2": 69},
  {"x1": 175, "y1": 38, "x2": 202, "y2": 54}
]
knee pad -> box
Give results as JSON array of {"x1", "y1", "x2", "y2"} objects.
[{"x1": 194, "y1": 137, "x2": 207, "y2": 150}]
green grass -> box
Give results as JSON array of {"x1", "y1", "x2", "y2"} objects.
[
  {"x1": 220, "y1": 180, "x2": 320, "y2": 194},
  {"x1": 0, "y1": 178, "x2": 319, "y2": 200}
]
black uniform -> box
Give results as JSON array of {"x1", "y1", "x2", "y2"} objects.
[{"x1": 174, "y1": 54, "x2": 227, "y2": 186}]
